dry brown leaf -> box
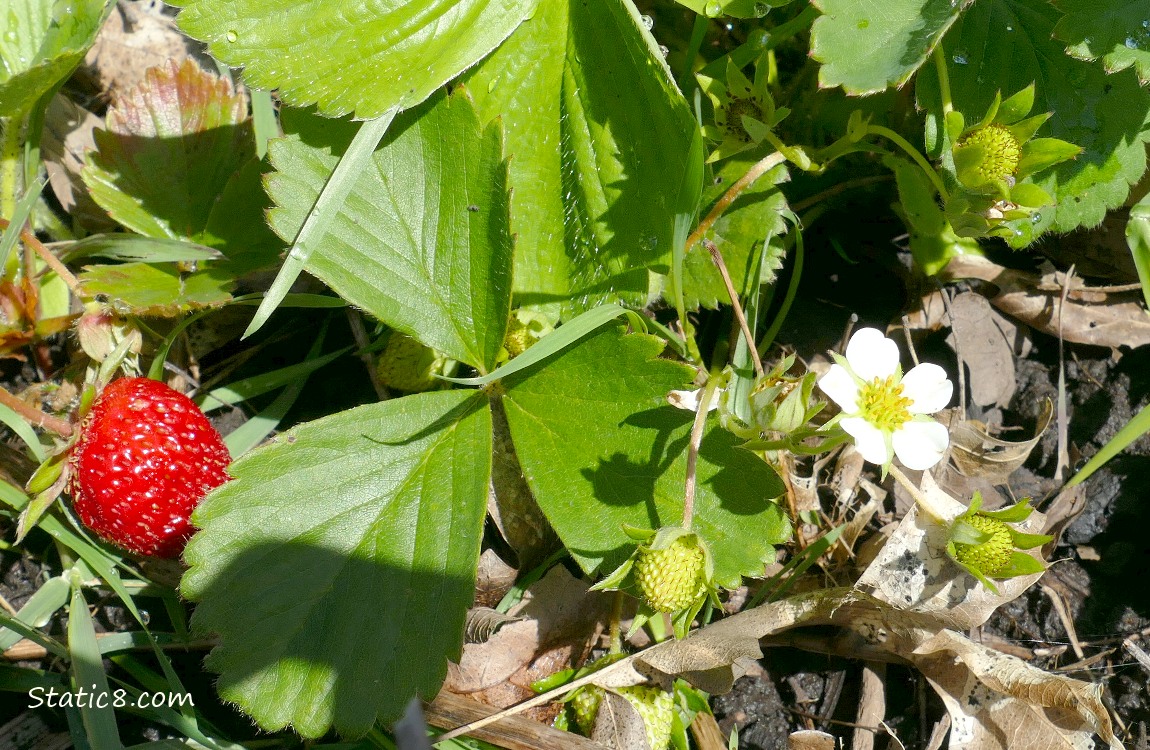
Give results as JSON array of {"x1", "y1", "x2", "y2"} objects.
[
  {"x1": 950, "y1": 400, "x2": 1053, "y2": 483},
  {"x1": 942, "y1": 255, "x2": 1150, "y2": 348},
  {"x1": 446, "y1": 566, "x2": 606, "y2": 696},
  {"x1": 912, "y1": 629, "x2": 1122, "y2": 750},
  {"x1": 592, "y1": 691, "x2": 651, "y2": 750},
  {"x1": 947, "y1": 292, "x2": 1018, "y2": 408},
  {"x1": 83, "y1": 1, "x2": 196, "y2": 98},
  {"x1": 41, "y1": 96, "x2": 115, "y2": 233},
  {"x1": 474, "y1": 549, "x2": 519, "y2": 609},
  {"x1": 456, "y1": 587, "x2": 1120, "y2": 750},
  {"x1": 856, "y1": 472, "x2": 1046, "y2": 631}
]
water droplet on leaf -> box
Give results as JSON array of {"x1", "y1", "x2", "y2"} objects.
[
  {"x1": 952, "y1": 52, "x2": 968, "y2": 65},
  {"x1": 640, "y1": 14, "x2": 653, "y2": 30},
  {"x1": 226, "y1": 29, "x2": 238, "y2": 42}
]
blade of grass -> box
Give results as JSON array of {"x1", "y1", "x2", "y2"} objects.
[
  {"x1": 0, "y1": 574, "x2": 69, "y2": 650},
  {"x1": 0, "y1": 398, "x2": 48, "y2": 461},
  {"x1": 0, "y1": 175, "x2": 47, "y2": 274},
  {"x1": 223, "y1": 322, "x2": 330, "y2": 456},
  {"x1": 67, "y1": 578, "x2": 123, "y2": 750},
  {"x1": 0, "y1": 607, "x2": 68, "y2": 657},
  {"x1": 439, "y1": 304, "x2": 647, "y2": 386},
  {"x1": 244, "y1": 108, "x2": 398, "y2": 339},
  {"x1": 1068, "y1": 400, "x2": 1150, "y2": 487},
  {"x1": 0, "y1": 663, "x2": 67, "y2": 692},
  {"x1": 196, "y1": 346, "x2": 351, "y2": 412}
]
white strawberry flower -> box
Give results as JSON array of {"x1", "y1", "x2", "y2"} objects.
[{"x1": 817, "y1": 328, "x2": 953, "y2": 471}]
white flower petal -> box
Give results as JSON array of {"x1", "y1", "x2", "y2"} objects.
[
  {"x1": 668, "y1": 388, "x2": 719, "y2": 412},
  {"x1": 841, "y1": 416, "x2": 891, "y2": 466},
  {"x1": 817, "y1": 364, "x2": 859, "y2": 413},
  {"x1": 901, "y1": 363, "x2": 953, "y2": 414},
  {"x1": 892, "y1": 419, "x2": 949, "y2": 470},
  {"x1": 845, "y1": 327, "x2": 900, "y2": 381}
]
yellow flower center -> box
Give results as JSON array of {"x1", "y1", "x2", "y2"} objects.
[{"x1": 857, "y1": 375, "x2": 912, "y2": 432}]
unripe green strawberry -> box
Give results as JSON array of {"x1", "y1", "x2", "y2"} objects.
[
  {"x1": 635, "y1": 536, "x2": 706, "y2": 613},
  {"x1": 952, "y1": 514, "x2": 1013, "y2": 576},
  {"x1": 503, "y1": 317, "x2": 533, "y2": 359},
  {"x1": 956, "y1": 124, "x2": 1021, "y2": 183},
  {"x1": 572, "y1": 685, "x2": 674, "y2": 750},
  {"x1": 375, "y1": 334, "x2": 444, "y2": 393}
]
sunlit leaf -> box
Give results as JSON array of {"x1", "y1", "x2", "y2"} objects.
[
  {"x1": 175, "y1": 0, "x2": 540, "y2": 119},
  {"x1": 183, "y1": 391, "x2": 492, "y2": 737}
]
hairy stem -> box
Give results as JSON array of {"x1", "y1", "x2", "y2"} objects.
[
  {"x1": 704, "y1": 240, "x2": 764, "y2": 378},
  {"x1": 682, "y1": 378, "x2": 719, "y2": 530},
  {"x1": 932, "y1": 45, "x2": 955, "y2": 115},
  {"x1": 866, "y1": 125, "x2": 949, "y2": 202},
  {"x1": 685, "y1": 151, "x2": 786, "y2": 253},
  {"x1": 0, "y1": 385, "x2": 73, "y2": 438},
  {"x1": 0, "y1": 217, "x2": 83, "y2": 296}
]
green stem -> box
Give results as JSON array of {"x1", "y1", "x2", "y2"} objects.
[
  {"x1": 932, "y1": 45, "x2": 954, "y2": 115},
  {"x1": 0, "y1": 116, "x2": 23, "y2": 221},
  {"x1": 866, "y1": 124, "x2": 950, "y2": 201},
  {"x1": 888, "y1": 465, "x2": 949, "y2": 524},
  {"x1": 682, "y1": 378, "x2": 719, "y2": 531},
  {"x1": 757, "y1": 212, "x2": 809, "y2": 355}
]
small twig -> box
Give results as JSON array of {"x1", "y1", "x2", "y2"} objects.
[
  {"x1": 685, "y1": 151, "x2": 786, "y2": 253},
  {"x1": 344, "y1": 308, "x2": 389, "y2": 401},
  {"x1": 936, "y1": 285, "x2": 966, "y2": 421},
  {"x1": 0, "y1": 216, "x2": 83, "y2": 297},
  {"x1": 436, "y1": 655, "x2": 639, "y2": 742},
  {"x1": 899, "y1": 316, "x2": 918, "y2": 367},
  {"x1": 0, "y1": 384, "x2": 73, "y2": 437},
  {"x1": 852, "y1": 662, "x2": 886, "y2": 750},
  {"x1": 704, "y1": 240, "x2": 764, "y2": 378},
  {"x1": 682, "y1": 380, "x2": 719, "y2": 530},
  {"x1": 887, "y1": 465, "x2": 949, "y2": 523},
  {"x1": 1041, "y1": 583, "x2": 1084, "y2": 659},
  {"x1": 1054, "y1": 266, "x2": 1074, "y2": 482}
]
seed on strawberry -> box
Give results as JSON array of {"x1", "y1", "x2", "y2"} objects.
[
  {"x1": 68, "y1": 377, "x2": 231, "y2": 558},
  {"x1": 635, "y1": 535, "x2": 706, "y2": 613}
]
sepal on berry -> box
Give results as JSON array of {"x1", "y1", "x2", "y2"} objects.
[{"x1": 945, "y1": 493, "x2": 1052, "y2": 594}]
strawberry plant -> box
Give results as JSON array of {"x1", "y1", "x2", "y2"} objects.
[{"x1": 1, "y1": 0, "x2": 1147, "y2": 748}]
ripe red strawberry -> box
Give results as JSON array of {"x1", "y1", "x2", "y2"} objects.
[{"x1": 68, "y1": 377, "x2": 231, "y2": 558}]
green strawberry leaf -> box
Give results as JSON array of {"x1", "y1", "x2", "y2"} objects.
[
  {"x1": 81, "y1": 59, "x2": 280, "y2": 269},
  {"x1": 79, "y1": 262, "x2": 234, "y2": 316},
  {"x1": 1053, "y1": 0, "x2": 1150, "y2": 85},
  {"x1": 464, "y1": 0, "x2": 700, "y2": 316},
  {"x1": 501, "y1": 324, "x2": 790, "y2": 589},
  {"x1": 174, "y1": 0, "x2": 539, "y2": 120},
  {"x1": 0, "y1": 0, "x2": 107, "y2": 116},
  {"x1": 182, "y1": 390, "x2": 492, "y2": 738},
  {"x1": 681, "y1": 157, "x2": 789, "y2": 310},
  {"x1": 266, "y1": 89, "x2": 513, "y2": 373},
  {"x1": 810, "y1": 0, "x2": 964, "y2": 95},
  {"x1": 918, "y1": 0, "x2": 1150, "y2": 236}
]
